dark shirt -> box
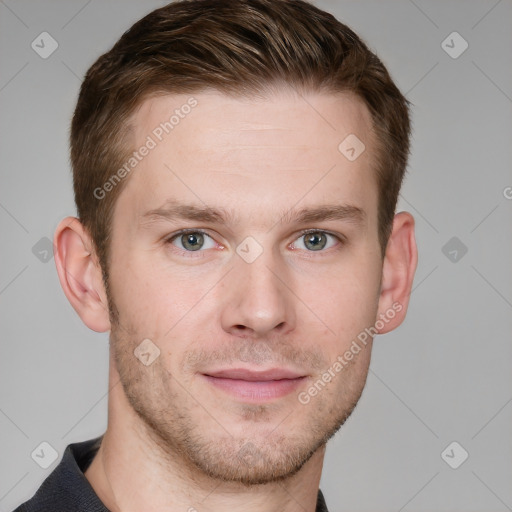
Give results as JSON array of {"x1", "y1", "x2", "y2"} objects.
[{"x1": 13, "y1": 437, "x2": 329, "y2": 511}]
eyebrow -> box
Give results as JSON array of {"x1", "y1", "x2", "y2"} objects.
[{"x1": 140, "y1": 200, "x2": 366, "y2": 228}]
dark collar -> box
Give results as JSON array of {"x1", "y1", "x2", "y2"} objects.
[
  {"x1": 13, "y1": 436, "x2": 108, "y2": 512},
  {"x1": 14, "y1": 437, "x2": 329, "y2": 512}
]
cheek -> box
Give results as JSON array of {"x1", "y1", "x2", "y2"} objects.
[
  {"x1": 305, "y1": 260, "x2": 381, "y2": 346},
  {"x1": 108, "y1": 253, "x2": 217, "y2": 338}
]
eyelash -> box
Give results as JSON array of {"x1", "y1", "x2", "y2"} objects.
[{"x1": 164, "y1": 228, "x2": 345, "y2": 257}]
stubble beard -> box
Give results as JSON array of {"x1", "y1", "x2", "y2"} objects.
[
  {"x1": 110, "y1": 326, "x2": 368, "y2": 486},
  {"x1": 105, "y1": 275, "x2": 370, "y2": 486}
]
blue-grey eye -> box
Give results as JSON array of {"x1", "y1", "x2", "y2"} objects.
[
  {"x1": 181, "y1": 232, "x2": 204, "y2": 251},
  {"x1": 171, "y1": 231, "x2": 216, "y2": 252},
  {"x1": 304, "y1": 232, "x2": 327, "y2": 251},
  {"x1": 293, "y1": 231, "x2": 338, "y2": 251}
]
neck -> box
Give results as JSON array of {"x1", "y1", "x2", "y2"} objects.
[{"x1": 85, "y1": 364, "x2": 325, "y2": 512}]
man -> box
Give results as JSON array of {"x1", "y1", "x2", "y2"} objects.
[{"x1": 14, "y1": 0, "x2": 417, "y2": 510}]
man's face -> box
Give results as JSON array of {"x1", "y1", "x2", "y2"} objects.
[{"x1": 106, "y1": 89, "x2": 383, "y2": 484}]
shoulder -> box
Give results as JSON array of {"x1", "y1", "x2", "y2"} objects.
[{"x1": 11, "y1": 437, "x2": 107, "y2": 512}]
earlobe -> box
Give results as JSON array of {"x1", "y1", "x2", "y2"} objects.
[
  {"x1": 376, "y1": 211, "x2": 418, "y2": 334},
  {"x1": 54, "y1": 217, "x2": 111, "y2": 333}
]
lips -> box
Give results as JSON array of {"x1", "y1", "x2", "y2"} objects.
[
  {"x1": 205, "y1": 368, "x2": 304, "y2": 381},
  {"x1": 202, "y1": 368, "x2": 307, "y2": 402}
]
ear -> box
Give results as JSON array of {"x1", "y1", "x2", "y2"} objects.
[
  {"x1": 54, "y1": 216, "x2": 111, "y2": 332},
  {"x1": 376, "y1": 211, "x2": 418, "y2": 334}
]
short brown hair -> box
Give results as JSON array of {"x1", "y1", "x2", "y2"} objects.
[{"x1": 71, "y1": 0, "x2": 411, "y2": 281}]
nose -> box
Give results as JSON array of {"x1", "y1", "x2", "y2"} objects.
[{"x1": 220, "y1": 252, "x2": 296, "y2": 339}]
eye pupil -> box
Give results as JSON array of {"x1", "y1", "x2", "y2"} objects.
[
  {"x1": 182, "y1": 232, "x2": 204, "y2": 251},
  {"x1": 304, "y1": 232, "x2": 327, "y2": 251}
]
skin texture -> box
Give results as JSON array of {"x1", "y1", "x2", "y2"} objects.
[{"x1": 54, "y1": 88, "x2": 417, "y2": 512}]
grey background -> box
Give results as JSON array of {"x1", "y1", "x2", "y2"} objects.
[{"x1": 1, "y1": 1, "x2": 511, "y2": 511}]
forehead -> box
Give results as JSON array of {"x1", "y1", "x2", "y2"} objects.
[
  {"x1": 133, "y1": 88, "x2": 373, "y2": 158},
  {"x1": 116, "y1": 88, "x2": 378, "y2": 228}
]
